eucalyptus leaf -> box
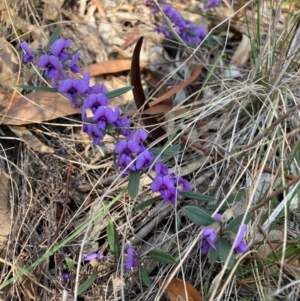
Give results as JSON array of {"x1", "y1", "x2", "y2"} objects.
[
  {"x1": 225, "y1": 212, "x2": 252, "y2": 234},
  {"x1": 106, "y1": 86, "x2": 133, "y2": 99},
  {"x1": 128, "y1": 171, "x2": 140, "y2": 200},
  {"x1": 150, "y1": 144, "x2": 181, "y2": 159},
  {"x1": 77, "y1": 274, "x2": 97, "y2": 294},
  {"x1": 139, "y1": 266, "x2": 152, "y2": 287},
  {"x1": 46, "y1": 26, "x2": 61, "y2": 51},
  {"x1": 148, "y1": 249, "x2": 176, "y2": 264},
  {"x1": 135, "y1": 196, "x2": 160, "y2": 211},
  {"x1": 180, "y1": 191, "x2": 216, "y2": 202},
  {"x1": 184, "y1": 205, "x2": 215, "y2": 226},
  {"x1": 217, "y1": 238, "x2": 235, "y2": 269},
  {"x1": 13, "y1": 85, "x2": 58, "y2": 93},
  {"x1": 107, "y1": 221, "x2": 121, "y2": 259}
]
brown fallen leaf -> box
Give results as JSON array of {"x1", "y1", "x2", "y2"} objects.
[
  {"x1": 159, "y1": 278, "x2": 203, "y2": 301},
  {"x1": 82, "y1": 60, "x2": 148, "y2": 77},
  {"x1": 0, "y1": 91, "x2": 80, "y2": 125},
  {"x1": 9, "y1": 126, "x2": 55, "y2": 153}
]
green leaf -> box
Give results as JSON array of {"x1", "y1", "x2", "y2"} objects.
[
  {"x1": 207, "y1": 191, "x2": 245, "y2": 210},
  {"x1": 77, "y1": 274, "x2": 97, "y2": 295},
  {"x1": 208, "y1": 247, "x2": 219, "y2": 264},
  {"x1": 184, "y1": 205, "x2": 215, "y2": 226},
  {"x1": 65, "y1": 257, "x2": 75, "y2": 270},
  {"x1": 46, "y1": 26, "x2": 61, "y2": 51},
  {"x1": 225, "y1": 212, "x2": 252, "y2": 234},
  {"x1": 175, "y1": 210, "x2": 182, "y2": 232},
  {"x1": 106, "y1": 86, "x2": 133, "y2": 99},
  {"x1": 128, "y1": 171, "x2": 140, "y2": 200},
  {"x1": 234, "y1": 265, "x2": 243, "y2": 277},
  {"x1": 180, "y1": 191, "x2": 216, "y2": 202},
  {"x1": 150, "y1": 144, "x2": 181, "y2": 159},
  {"x1": 148, "y1": 249, "x2": 176, "y2": 264},
  {"x1": 139, "y1": 266, "x2": 152, "y2": 287},
  {"x1": 135, "y1": 196, "x2": 160, "y2": 211},
  {"x1": 217, "y1": 238, "x2": 235, "y2": 269},
  {"x1": 13, "y1": 85, "x2": 58, "y2": 92},
  {"x1": 107, "y1": 221, "x2": 121, "y2": 259}
]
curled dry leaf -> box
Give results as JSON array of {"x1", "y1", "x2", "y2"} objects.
[
  {"x1": 159, "y1": 278, "x2": 203, "y2": 301},
  {"x1": 0, "y1": 91, "x2": 80, "y2": 125}
]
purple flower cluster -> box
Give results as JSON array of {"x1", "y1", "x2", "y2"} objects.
[
  {"x1": 150, "y1": 158, "x2": 191, "y2": 204},
  {"x1": 204, "y1": 0, "x2": 220, "y2": 9},
  {"x1": 200, "y1": 213, "x2": 247, "y2": 254},
  {"x1": 146, "y1": 2, "x2": 209, "y2": 46},
  {"x1": 126, "y1": 247, "x2": 138, "y2": 270},
  {"x1": 20, "y1": 36, "x2": 193, "y2": 207}
]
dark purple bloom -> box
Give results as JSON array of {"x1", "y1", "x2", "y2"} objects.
[
  {"x1": 60, "y1": 273, "x2": 70, "y2": 281},
  {"x1": 135, "y1": 150, "x2": 154, "y2": 170},
  {"x1": 114, "y1": 115, "x2": 131, "y2": 136},
  {"x1": 82, "y1": 94, "x2": 109, "y2": 119},
  {"x1": 200, "y1": 227, "x2": 217, "y2": 254},
  {"x1": 126, "y1": 247, "x2": 138, "y2": 270},
  {"x1": 161, "y1": 187, "x2": 178, "y2": 204},
  {"x1": 84, "y1": 252, "x2": 105, "y2": 261},
  {"x1": 204, "y1": 0, "x2": 220, "y2": 9},
  {"x1": 174, "y1": 176, "x2": 191, "y2": 192},
  {"x1": 37, "y1": 55, "x2": 63, "y2": 78},
  {"x1": 151, "y1": 175, "x2": 175, "y2": 193},
  {"x1": 20, "y1": 41, "x2": 34, "y2": 63},
  {"x1": 115, "y1": 139, "x2": 140, "y2": 156},
  {"x1": 51, "y1": 38, "x2": 72, "y2": 61},
  {"x1": 90, "y1": 83, "x2": 108, "y2": 94},
  {"x1": 93, "y1": 106, "x2": 120, "y2": 130},
  {"x1": 58, "y1": 79, "x2": 87, "y2": 107},
  {"x1": 83, "y1": 124, "x2": 104, "y2": 145},
  {"x1": 234, "y1": 224, "x2": 247, "y2": 253},
  {"x1": 154, "y1": 159, "x2": 168, "y2": 176},
  {"x1": 69, "y1": 52, "x2": 81, "y2": 73}
]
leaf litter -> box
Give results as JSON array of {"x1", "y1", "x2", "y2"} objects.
[{"x1": 1, "y1": 0, "x2": 300, "y2": 300}]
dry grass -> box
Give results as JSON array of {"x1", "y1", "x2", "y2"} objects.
[{"x1": 1, "y1": 0, "x2": 300, "y2": 300}]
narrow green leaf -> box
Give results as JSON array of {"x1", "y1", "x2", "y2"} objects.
[
  {"x1": 135, "y1": 196, "x2": 160, "y2": 211},
  {"x1": 13, "y1": 85, "x2": 58, "y2": 92},
  {"x1": 148, "y1": 249, "x2": 176, "y2": 264},
  {"x1": 139, "y1": 266, "x2": 152, "y2": 287},
  {"x1": 106, "y1": 86, "x2": 133, "y2": 99},
  {"x1": 180, "y1": 191, "x2": 216, "y2": 202},
  {"x1": 46, "y1": 26, "x2": 61, "y2": 50},
  {"x1": 77, "y1": 274, "x2": 97, "y2": 295},
  {"x1": 65, "y1": 257, "x2": 75, "y2": 270},
  {"x1": 234, "y1": 265, "x2": 243, "y2": 277},
  {"x1": 107, "y1": 221, "x2": 121, "y2": 259},
  {"x1": 128, "y1": 171, "x2": 140, "y2": 200},
  {"x1": 175, "y1": 210, "x2": 182, "y2": 232},
  {"x1": 207, "y1": 191, "x2": 245, "y2": 210},
  {"x1": 184, "y1": 205, "x2": 215, "y2": 226},
  {"x1": 208, "y1": 248, "x2": 219, "y2": 264},
  {"x1": 150, "y1": 144, "x2": 181, "y2": 159},
  {"x1": 217, "y1": 238, "x2": 235, "y2": 269},
  {"x1": 225, "y1": 212, "x2": 252, "y2": 234}
]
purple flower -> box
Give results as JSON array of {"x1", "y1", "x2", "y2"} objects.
[
  {"x1": 51, "y1": 38, "x2": 72, "y2": 61},
  {"x1": 126, "y1": 247, "x2": 138, "y2": 270},
  {"x1": 20, "y1": 41, "x2": 34, "y2": 63},
  {"x1": 37, "y1": 55, "x2": 63, "y2": 78},
  {"x1": 114, "y1": 115, "x2": 131, "y2": 136},
  {"x1": 200, "y1": 227, "x2": 217, "y2": 254},
  {"x1": 84, "y1": 252, "x2": 105, "y2": 261},
  {"x1": 51, "y1": 70, "x2": 70, "y2": 88},
  {"x1": 83, "y1": 124, "x2": 105, "y2": 145},
  {"x1": 82, "y1": 94, "x2": 109, "y2": 119},
  {"x1": 151, "y1": 175, "x2": 175, "y2": 193},
  {"x1": 93, "y1": 106, "x2": 120, "y2": 130},
  {"x1": 135, "y1": 150, "x2": 154, "y2": 170},
  {"x1": 161, "y1": 187, "x2": 178, "y2": 204},
  {"x1": 174, "y1": 176, "x2": 191, "y2": 192},
  {"x1": 115, "y1": 139, "x2": 140, "y2": 156},
  {"x1": 90, "y1": 83, "x2": 108, "y2": 94},
  {"x1": 60, "y1": 273, "x2": 70, "y2": 281},
  {"x1": 154, "y1": 159, "x2": 168, "y2": 176},
  {"x1": 204, "y1": 0, "x2": 220, "y2": 9},
  {"x1": 212, "y1": 213, "x2": 222, "y2": 221},
  {"x1": 69, "y1": 52, "x2": 81, "y2": 73},
  {"x1": 233, "y1": 224, "x2": 247, "y2": 253},
  {"x1": 58, "y1": 79, "x2": 87, "y2": 107}
]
